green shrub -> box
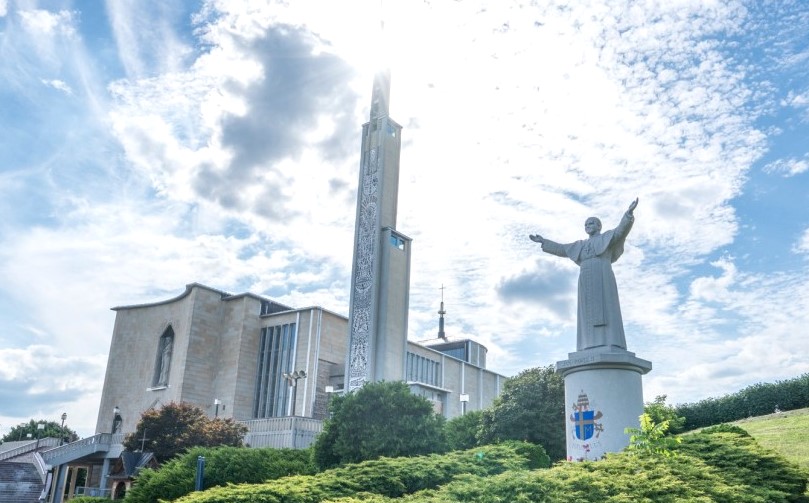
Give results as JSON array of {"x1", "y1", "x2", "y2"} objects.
[
  {"x1": 443, "y1": 410, "x2": 482, "y2": 451},
  {"x1": 69, "y1": 498, "x2": 109, "y2": 503},
  {"x1": 313, "y1": 381, "x2": 446, "y2": 469},
  {"x1": 676, "y1": 373, "x2": 809, "y2": 430},
  {"x1": 174, "y1": 442, "x2": 548, "y2": 503},
  {"x1": 677, "y1": 430, "x2": 807, "y2": 500},
  {"x1": 125, "y1": 446, "x2": 314, "y2": 503},
  {"x1": 327, "y1": 433, "x2": 808, "y2": 503},
  {"x1": 699, "y1": 423, "x2": 751, "y2": 437}
]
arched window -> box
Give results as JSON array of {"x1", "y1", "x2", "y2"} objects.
[{"x1": 153, "y1": 326, "x2": 174, "y2": 387}]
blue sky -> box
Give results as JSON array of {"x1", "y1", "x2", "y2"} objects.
[{"x1": 0, "y1": 0, "x2": 807, "y2": 438}]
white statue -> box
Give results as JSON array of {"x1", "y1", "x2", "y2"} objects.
[
  {"x1": 530, "y1": 198, "x2": 637, "y2": 351},
  {"x1": 157, "y1": 336, "x2": 172, "y2": 385}
]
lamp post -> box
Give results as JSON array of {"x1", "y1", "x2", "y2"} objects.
[
  {"x1": 282, "y1": 370, "x2": 307, "y2": 416},
  {"x1": 60, "y1": 412, "x2": 67, "y2": 445},
  {"x1": 214, "y1": 399, "x2": 221, "y2": 418}
]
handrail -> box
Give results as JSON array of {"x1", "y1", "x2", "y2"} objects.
[
  {"x1": 32, "y1": 452, "x2": 47, "y2": 481},
  {"x1": 0, "y1": 438, "x2": 59, "y2": 462},
  {"x1": 40, "y1": 433, "x2": 125, "y2": 464}
]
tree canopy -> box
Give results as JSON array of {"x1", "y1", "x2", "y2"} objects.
[
  {"x1": 123, "y1": 402, "x2": 247, "y2": 461},
  {"x1": 478, "y1": 365, "x2": 566, "y2": 461},
  {"x1": 2, "y1": 419, "x2": 78, "y2": 444},
  {"x1": 644, "y1": 395, "x2": 686, "y2": 434},
  {"x1": 312, "y1": 381, "x2": 446, "y2": 469},
  {"x1": 443, "y1": 409, "x2": 483, "y2": 451}
]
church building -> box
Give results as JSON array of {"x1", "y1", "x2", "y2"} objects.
[{"x1": 14, "y1": 72, "x2": 505, "y2": 502}]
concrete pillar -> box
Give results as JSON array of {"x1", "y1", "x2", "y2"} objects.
[
  {"x1": 67, "y1": 466, "x2": 78, "y2": 499},
  {"x1": 557, "y1": 349, "x2": 651, "y2": 461},
  {"x1": 99, "y1": 458, "x2": 111, "y2": 497},
  {"x1": 52, "y1": 464, "x2": 68, "y2": 503}
]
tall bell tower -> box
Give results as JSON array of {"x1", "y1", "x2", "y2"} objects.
[{"x1": 345, "y1": 71, "x2": 412, "y2": 392}]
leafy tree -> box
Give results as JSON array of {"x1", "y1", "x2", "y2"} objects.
[
  {"x1": 123, "y1": 402, "x2": 247, "y2": 461},
  {"x1": 478, "y1": 365, "x2": 566, "y2": 461},
  {"x1": 624, "y1": 413, "x2": 681, "y2": 457},
  {"x1": 444, "y1": 410, "x2": 483, "y2": 451},
  {"x1": 644, "y1": 395, "x2": 685, "y2": 434},
  {"x1": 2, "y1": 419, "x2": 78, "y2": 443},
  {"x1": 312, "y1": 381, "x2": 446, "y2": 469}
]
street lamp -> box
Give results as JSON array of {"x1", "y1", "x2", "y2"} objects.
[
  {"x1": 282, "y1": 370, "x2": 307, "y2": 416},
  {"x1": 214, "y1": 399, "x2": 221, "y2": 418},
  {"x1": 60, "y1": 412, "x2": 67, "y2": 445}
]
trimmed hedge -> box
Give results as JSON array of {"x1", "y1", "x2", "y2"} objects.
[
  {"x1": 126, "y1": 446, "x2": 314, "y2": 503},
  {"x1": 676, "y1": 373, "x2": 809, "y2": 430},
  {"x1": 173, "y1": 442, "x2": 550, "y2": 503},
  {"x1": 297, "y1": 430, "x2": 808, "y2": 503}
]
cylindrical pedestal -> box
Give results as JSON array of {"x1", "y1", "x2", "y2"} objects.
[{"x1": 557, "y1": 350, "x2": 651, "y2": 461}]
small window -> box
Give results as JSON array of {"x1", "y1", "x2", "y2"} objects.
[{"x1": 390, "y1": 235, "x2": 405, "y2": 250}]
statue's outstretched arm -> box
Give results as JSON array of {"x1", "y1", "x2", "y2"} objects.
[{"x1": 529, "y1": 234, "x2": 545, "y2": 244}]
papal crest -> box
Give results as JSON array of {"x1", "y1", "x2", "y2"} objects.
[{"x1": 570, "y1": 391, "x2": 603, "y2": 441}]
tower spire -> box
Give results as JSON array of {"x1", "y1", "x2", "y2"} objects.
[
  {"x1": 438, "y1": 285, "x2": 447, "y2": 340},
  {"x1": 369, "y1": 70, "x2": 391, "y2": 120}
]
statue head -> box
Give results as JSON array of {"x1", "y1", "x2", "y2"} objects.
[{"x1": 584, "y1": 217, "x2": 602, "y2": 236}]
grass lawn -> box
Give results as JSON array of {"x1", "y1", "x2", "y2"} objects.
[{"x1": 733, "y1": 407, "x2": 809, "y2": 471}]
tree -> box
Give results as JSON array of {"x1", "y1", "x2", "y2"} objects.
[
  {"x1": 478, "y1": 365, "x2": 566, "y2": 461},
  {"x1": 624, "y1": 413, "x2": 681, "y2": 457},
  {"x1": 312, "y1": 381, "x2": 446, "y2": 469},
  {"x1": 644, "y1": 395, "x2": 686, "y2": 434},
  {"x1": 123, "y1": 402, "x2": 247, "y2": 462},
  {"x1": 2, "y1": 419, "x2": 78, "y2": 443},
  {"x1": 444, "y1": 410, "x2": 483, "y2": 451}
]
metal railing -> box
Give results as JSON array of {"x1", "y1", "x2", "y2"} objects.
[
  {"x1": 39, "y1": 433, "x2": 124, "y2": 466},
  {"x1": 241, "y1": 416, "x2": 323, "y2": 449},
  {"x1": 75, "y1": 486, "x2": 112, "y2": 498},
  {"x1": 32, "y1": 452, "x2": 47, "y2": 481},
  {"x1": 0, "y1": 438, "x2": 60, "y2": 462}
]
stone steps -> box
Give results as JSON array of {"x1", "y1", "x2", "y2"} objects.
[{"x1": 0, "y1": 462, "x2": 44, "y2": 503}]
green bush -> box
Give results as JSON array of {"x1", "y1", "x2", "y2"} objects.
[
  {"x1": 478, "y1": 366, "x2": 566, "y2": 461},
  {"x1": 327, "y1": 432, "x2": 808, "y2": 503},
  {"x1": 677, "y1": 430, "x2": 807, "y2": 500},
  {"x1": 443, "y1": 410, "x2": 482, "y2": 451},
  {"x1": 125, "y1": 446, "x2": 314, "y2": 503},
  {"x1": 676, "y1": 373, "x2": 809, "y2": 430},
  {"x1": 699, "y1": 423, "x2": 751, "y2": 437},
  {"x1": 313, "y1": 381, "x2": 446, "y2": 469},
  {"x1": 69, "y1": 498, "x2": 109, "y2": 503},
  {"x1": 173, "y1": 442, "x2": 549, "y2": 503}
]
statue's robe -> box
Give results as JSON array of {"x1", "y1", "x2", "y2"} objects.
[{"x1": 541, "y1": 213, "x2": 634, "y2": 351}]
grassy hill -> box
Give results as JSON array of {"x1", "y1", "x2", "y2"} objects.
[{"x1": 734, "y1": 407, "x2": 809, "y2": 470}]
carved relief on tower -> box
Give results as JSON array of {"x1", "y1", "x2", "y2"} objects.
[{"x1": 348, "y1": 148, "x2": 380, "y2": 391}]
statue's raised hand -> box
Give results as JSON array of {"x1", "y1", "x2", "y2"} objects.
[
  {"x1": 627, "y1": 198, "x2": 639, "y2": 215},
  {"x1": 529, "y1": 234, "x2": 544, "y2": 244}
]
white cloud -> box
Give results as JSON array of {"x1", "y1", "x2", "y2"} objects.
[
  {"x1": 41, "y1": 78, "x2": 73, "y2": 95},
  {"x1": 18, "y1": 8, "x2": 75, "y2": 37},
  {"x1": 4, "y1": 0, "x2": 809, "y2": 436},
  {"x1": 763, "y1": 157, "x2": 809, "y2": 177},
  {"x1": 794, "y1": 228, "x2": 809, "y2": 255},
  {"x1": 0, "y1": 0, "x2": 7, "y2": 17},
  {"x1": 0, "y1": 346, "x2": 106, "y2": 438}
]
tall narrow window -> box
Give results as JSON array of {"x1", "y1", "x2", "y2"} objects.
[
  {"x1": 153, "y1": 326, "x2": 174, "y2": 387},
  {"x1": 253, "y1": 323, "x2": 297, "y2": 418}
]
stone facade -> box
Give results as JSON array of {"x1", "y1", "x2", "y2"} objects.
[{"x1": 96, "y1": 283, "x2": 504, "y2": 438}]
